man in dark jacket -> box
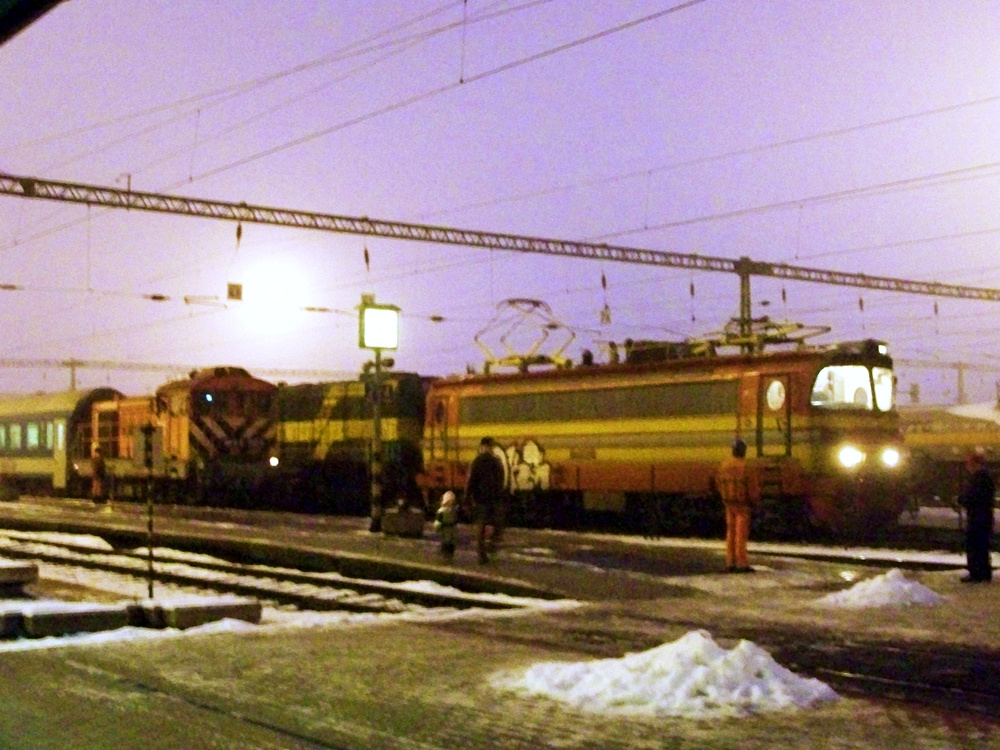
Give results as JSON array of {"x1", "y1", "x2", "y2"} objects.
[
  {"x1": 465, "y1": 437, "x2": 506, "y2": 564},
  {"x1": 959, "y1": 451, "x2": 995, "y2": 583}
]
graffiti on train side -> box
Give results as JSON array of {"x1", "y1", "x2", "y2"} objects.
[{"x1": 496, "y1": 439, "x2": 551, "y2": 493}]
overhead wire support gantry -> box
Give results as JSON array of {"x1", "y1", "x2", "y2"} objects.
[{"x1": 4, "y1": 171, "x2": 1000, "y2": 347}]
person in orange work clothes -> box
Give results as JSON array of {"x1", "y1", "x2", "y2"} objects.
[{"x1": 715, "y1": 438, "x2": 759, "y2": 573}]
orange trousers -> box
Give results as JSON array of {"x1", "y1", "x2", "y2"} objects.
[{"x1": 725, "y1": 505, "x2": 752, "y2": 569}]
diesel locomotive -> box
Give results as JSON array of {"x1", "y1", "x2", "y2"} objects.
[
  {"x1": 79, "y1": 366, "x2": 278, "y2": 505},
  {"x1": 267, "y1": 372, "x2": 426, "y2": 513}
]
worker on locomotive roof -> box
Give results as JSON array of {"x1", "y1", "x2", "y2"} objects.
[
  {"x1": 716, "y1": 438, "x2": 760, "y2": 574},
  {"x1": 465, "y1": 437, "x2": 506, "y2": 564}
]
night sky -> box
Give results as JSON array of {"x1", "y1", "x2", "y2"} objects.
[{"x1": 2, "y1": 1, "x2": 1000, "y2": 403}]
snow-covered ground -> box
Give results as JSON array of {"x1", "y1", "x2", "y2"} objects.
[{"x1": 0, "y1": 530, "x2": 961, "y2": 719}]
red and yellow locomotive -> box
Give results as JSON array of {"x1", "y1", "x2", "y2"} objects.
[{"x1": 422, "y1": 335, "x2": 906, "y2": 538}]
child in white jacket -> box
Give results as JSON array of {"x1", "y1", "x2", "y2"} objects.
[{"x1": 434, "y1": 491, "x2": 459, "y2": 558}]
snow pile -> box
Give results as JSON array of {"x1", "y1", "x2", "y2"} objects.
[
  {"x1": 814, "y1": 568, "x2": 944, "y2": 609},
  {"x1": 490, "y1": 630, "x2": 838, "y2": 718}
]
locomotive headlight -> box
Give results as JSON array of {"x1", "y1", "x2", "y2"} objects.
[
  {"x1": 880, "y1": 447, "x2": 901, "y2": 468},
  {"x1": 268, "y1": 455, "x2": 279, "y2": 468},
  {"x1": 838, "y1": 445, "x2": 866, "y2": 468}
]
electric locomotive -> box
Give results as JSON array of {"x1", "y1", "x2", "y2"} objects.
[{"x1": 421, "y1": 332, "x2": 906, "y2": 538}]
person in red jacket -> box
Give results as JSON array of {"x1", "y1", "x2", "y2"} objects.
[{"x1": 716, "y1": 438, "x2": 759, "y2": 573}]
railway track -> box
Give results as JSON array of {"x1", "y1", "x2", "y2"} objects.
[{"x1": 0, "y1": 529, "x2": 531, "y2": 614}]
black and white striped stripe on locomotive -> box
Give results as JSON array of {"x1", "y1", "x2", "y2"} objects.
[
  {"x1": 87, "y1": 367, "x2": 278, "y2": 505},
  {"x1": 421, "y1": 338, "x2": 906, "y2": 538}
]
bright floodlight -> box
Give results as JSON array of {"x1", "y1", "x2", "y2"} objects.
[{"x1": 360, "y1": 304, "x2": 399, "y2": 350}]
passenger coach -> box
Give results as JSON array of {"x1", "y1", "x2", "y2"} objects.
[
  {"x1": 421, "y1": 338, "x2": 906, "y2": 538},
  {"x1": 0, "y1": 387, "x2": 121, "y2": 497}
]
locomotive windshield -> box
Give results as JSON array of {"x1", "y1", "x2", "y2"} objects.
[{"x1": 810, "y1": 364, "x2": 894, "y2": 412}]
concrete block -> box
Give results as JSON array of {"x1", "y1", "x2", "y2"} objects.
[
  {"x1": 130, "y1": 597, "x2": 262, "y2": 630},
  {"x1": 0, "y1": 560, "x2": 39, "y2": 587},
  {"x1": 381, "y1": 509, "x2": 425, "y2": 538},
  {"x1": 21, "y1": 603, "x2": 130, "y2": 638},
  {"x1": 0, "y1": 609, "x2": 24, "y2": 638}
]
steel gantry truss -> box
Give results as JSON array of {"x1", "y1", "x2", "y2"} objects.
[
  {"x1": 0, "y1": 357, "x2": 352, "y2": 390},
  {"x1": 4, "y1": 171, "x2": 1000, "y2": 344}
]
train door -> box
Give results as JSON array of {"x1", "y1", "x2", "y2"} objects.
[
  {"x1": 427, "y1": 395, "x2": 459, "y2": 461},
  {"x1": 53, "y1": 418, "x2": 67, "y2": 490},
  {"x1": 425, "y1": 393, "x2": 457, "y2": 490},
  {"x1": 757, "y1": 374, "x2": 792, "y2": 458}
]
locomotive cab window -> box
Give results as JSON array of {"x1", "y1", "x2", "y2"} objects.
[
  {"x1": 872, "y1": 367, "x2": 894, "y2": 412},
  {"x1": 810, "y1": 365, "x2": 889, "y2": 411}
]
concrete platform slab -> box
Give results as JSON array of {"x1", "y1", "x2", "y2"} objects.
[
  {"x1": 20, "y1": 602, "x2": 130, "y2": 638},
  {"x1": 0, "y1": 609, "x2": 22, "y2": 638},
  {"x1": 129, "y1": 597, "x2": 262, "y2": 630},
  {"x1": 0, "y1": 558, "x2": 38, "y2": 586}
]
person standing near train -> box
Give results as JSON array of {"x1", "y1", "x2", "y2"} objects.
[
  {"x1": 434, "y1": 490, "x2": 459, "y2": 559},
  {"x1": 465, "y1": 437, "x2": 506, "y2": 564},
  {"x1": 90, "y1": 446, "x2": 108, "y2": 506},
  {"x1": 958, "y1": 450, "x2": 994, "y2": 583},
  {"x1": 716, "y1": 438, "x2": 759, "y2": 573}
]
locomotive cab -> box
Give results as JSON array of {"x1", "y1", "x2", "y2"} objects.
[{"x1": 800, "y1": 340, "x2": 906, "y2": 535}]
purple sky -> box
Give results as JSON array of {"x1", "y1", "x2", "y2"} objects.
[{"x1": 2, "y1": 1, "x2": 1000, "y2": 403}]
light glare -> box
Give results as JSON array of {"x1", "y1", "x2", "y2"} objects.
[
  {"x1": 362, "y1": 307, "x2": 399, "y2": 349},
  {"x1": 838, "y1": 445, "x2": 865, "y2": 468}
]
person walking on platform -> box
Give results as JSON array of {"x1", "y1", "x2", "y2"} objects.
[
  {"x1": 465, "y1": 437, "x2": 506, "y2": 564},
  {"x1": 716, "y1": 438, "x2": 759, "y2": 573},
  {"x1": 959, "y1": 450, "x2": 995, "y2": 583}
]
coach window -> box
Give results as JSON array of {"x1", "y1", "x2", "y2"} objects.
[
  {"x1": 10, "y1": 424, "x2": 22, "y2": 450},
  {"x1": 0, "y1": 424, "x2": 6, "y2": 449},
  {"x1": 26, "y1": 422, "x2": 40, "y2": 450},
  {"x1": 45, "y1": 421, "x2": 55, "y2": 450}
]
